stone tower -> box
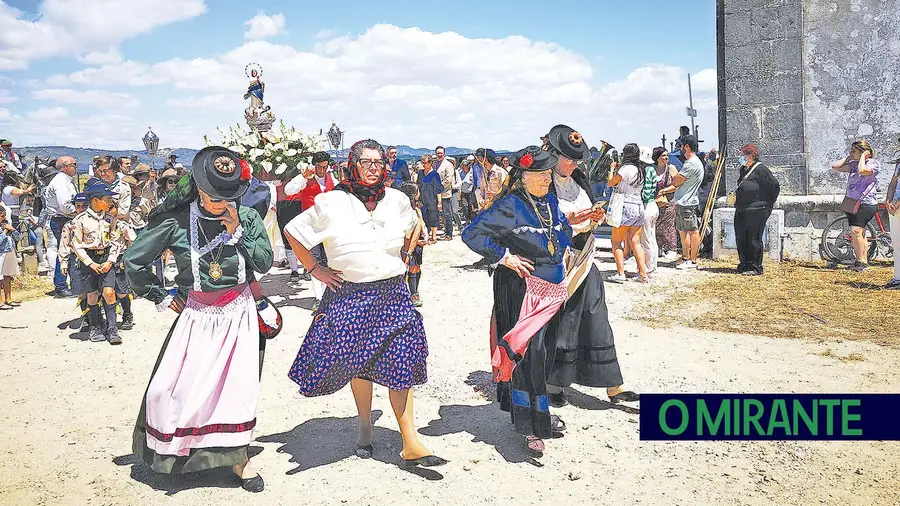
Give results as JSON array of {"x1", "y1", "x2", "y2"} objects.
[{"x1": 718, "y1": 0, "x2": 900, "y2": 196}]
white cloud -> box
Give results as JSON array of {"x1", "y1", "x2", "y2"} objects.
[
  {"x1": 0, "y1": 90, "x2": 16, "y2": 105},
  {"x1": 77, "y1": 47, "x2": 124, "y2": 65},
  {"x1": 17, "y1": 24, "x2": 718, "y2": 150},
  {"x1": 314, "y1": 29, "x2": 334, "y2": 40},
  {"x1": 244, "y1": 13, "x2": 286, "y2": 40},
  {"x1": 26, "y1": 107, "x2": 69, "y2": 121},
  {"x1": 0, "y1": 109, "x2": 11, "y2": 121},
  {"x1": 0, "y1": 0, "x2": 207, "y2": 69},
  {"x1": 31, "y1": 88, "x2": 140, "y2": 109}
]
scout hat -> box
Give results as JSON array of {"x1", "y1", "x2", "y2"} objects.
[
  {"x1": 84, "y1": 182, "x2": 116, "y2": 200},
  {"x1": 546, "y1": 124, "x2": 589, "y2": 162},
  {"x1": 190, "y1": 146, "x2": 251, "y2": 201}
]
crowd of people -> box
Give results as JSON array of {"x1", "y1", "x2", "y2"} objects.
[{"x1": 0, "y1": 123, "x2": 897, "y2": 493}]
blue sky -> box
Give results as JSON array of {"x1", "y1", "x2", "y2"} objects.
[{"x1": 0, "y1": 0, "x2": 719, "y2": 150}]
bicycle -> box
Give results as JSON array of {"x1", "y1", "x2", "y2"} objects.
[{"x1": 820, "y1": 202, "x2": 893, "y2": 265}]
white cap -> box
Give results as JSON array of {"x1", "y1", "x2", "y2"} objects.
[
  {"x1": 174, "y1": 162, "x2": 185, "y2": 169},
  {"x1": 639, "y1": 146, "x2": 654, "y2": 165}
]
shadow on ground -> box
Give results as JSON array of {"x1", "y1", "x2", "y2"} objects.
[
  {"x1": 419, "y1": 371, "x2": 578, "y2": 467},
  {"x1": 113, "y1": 446, "x2": 264, "y2": 496},
  {"x1": 257, "y1": 410, "x2": 444, "y2": 481}
]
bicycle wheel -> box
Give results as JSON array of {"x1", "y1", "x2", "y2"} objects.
[
  {"x1": 820, "y1": 217, "x2": 877, "y2": 264},
  {"x1": 821, "y1": 216, "x2": 854, "y2": 264}
]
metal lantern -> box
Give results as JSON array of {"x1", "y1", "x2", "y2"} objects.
[
  {"x1": 326, "y1": 121, "x2": 343, "y2": 151},
  {"x1": 143, "y1": 127, "x2": 159, "y2": 157}
]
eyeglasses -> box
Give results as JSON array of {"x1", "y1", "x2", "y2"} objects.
[{"x1": 358, "y1": 159, "x2": 385, "y2": 169}]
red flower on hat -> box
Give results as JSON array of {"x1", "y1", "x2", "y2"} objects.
[
  {"x1": 520, "y1": 153, "x2": 534, "y2": 169},
  {"x1": 239, "y1": 158, "x2": 252, "y2": 181}
]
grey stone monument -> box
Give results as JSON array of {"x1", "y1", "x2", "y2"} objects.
[{"x1": 716, "y1": 0, "x2": 900, "y2": 260}]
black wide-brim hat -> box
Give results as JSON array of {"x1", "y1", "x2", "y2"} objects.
[
  {"x1": 513, "y1": 146, "x2": 558, "y2": 172},
  {"x1": 190, "y1": 146, "x2": 250, "y2": 201},
  {"x1": 547, "y1": 124, "x2": 589, "y2": 161}
]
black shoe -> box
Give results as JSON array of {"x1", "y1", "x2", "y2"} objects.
[
  {"x1": 289, "y1": 271, "x2": 299, "y2": 280},
  {"x1": 55, "y1": 288, "x2": 74, "y2": 298},
  {"x1": 88, "y1": 326, "x2": 106, "y2": 342},
  {"x1": 241, "y1": 474, "x2": 265, "y2": 493},
  {"x1": 849, "y1": 261, "x2": 869, "y2": 273},
  {"x1": 549, "y1": 390, "x2": 569, "y2": 408},
  {"x1": 79, "y1": 318, "x2": 89, "y2": 333},
  {"x1": 107, "y1": 327, "x2": 122, "y2": 345},
  {"x1": 609, "y1": 391, "x2": 641, "y2": 403},
  {"x1": 356, "y1": 444, "x2": 374, "y2": 459},
  {"x1": 884, "y1": 279, "x2": 900, "y2": 290},
  {"x1": 120, "y1": 313, "x2": 134, "y2": 330},
  {"x1": 402, "y1": 455, "x2": 449, "y2": 468}
]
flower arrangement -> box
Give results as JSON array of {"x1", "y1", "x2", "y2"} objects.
[{"x1": 204, "y1": 120, "x2": 326, "y2": 180}]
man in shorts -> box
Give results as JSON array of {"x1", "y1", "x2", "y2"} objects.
[{"x1": 671, "y1": 135, "x2": 704, "y2": 269}]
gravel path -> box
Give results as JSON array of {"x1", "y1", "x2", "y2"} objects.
[{"x1": 1, "y1": 238, "x2": 898, "y2": 506}]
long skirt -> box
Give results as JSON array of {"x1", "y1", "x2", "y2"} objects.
[
  {"x1": 548, "y1": 265, "x2": 624, "y2": 388},
  {"x1": 492, "y1": 266, "x2": 565, "y2": 438},
  {"x1": 132, "y1": 283, "x2": 264, "y2": 474},
  {"x1": 276, "y1": 200, "x2": 304, "y2": 245},
  {"x1": 288, "y1": 275, "x2": 428, "y2": 396},
  {"x1": 656, "y1": 203, "x2": 678, "y2": 252}
]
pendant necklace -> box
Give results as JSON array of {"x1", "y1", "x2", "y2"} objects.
[
  {"x1": 525, "y1": 192, "x2": 555, "y2": 255},
  {"x1": 198, "y1": 221, "x2": 226, "y2": 281}
]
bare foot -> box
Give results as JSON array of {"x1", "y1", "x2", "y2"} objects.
[
  {"x1": 399, "y1": 444, "x2": 433, "y2": 461},
  {"x1": 232, "y1": 460, "x2": 258, "y2": 480}
]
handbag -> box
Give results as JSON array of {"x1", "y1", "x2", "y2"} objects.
[
  {"x1": 606, "y1": 190, "x2": 625, "y2": 228},
  {"x1": 256, "y1": 296, "x2": 283, "y2": 340},
  {"x1": 727, "y1": 163, "x2": 760, "y2": 207},
  {"x1": 655, "y1": 194, "x2": 669, "y2": 207},
  {"x1": 839, "y1": 196, "x2": 861, "y2": 214}
]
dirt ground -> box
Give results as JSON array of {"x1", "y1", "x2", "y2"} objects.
[{"x1": 1, "y1": 238, "x2": 899, "y2": 506}]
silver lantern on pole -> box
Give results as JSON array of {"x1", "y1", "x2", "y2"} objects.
[
  {"x1": 142, "y1": 127, "x2": 159, "y2": 169},
  {"x1": 326, "y1": 121, "x2": 344, "y2": 156}
]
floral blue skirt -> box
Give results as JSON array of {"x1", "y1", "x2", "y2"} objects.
[{"x1": 288, "y1": 275, "x2": 428, "y2": 396}]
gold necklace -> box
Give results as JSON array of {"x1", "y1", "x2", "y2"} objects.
[
  {"x1": 524, "y1": 191, "x2": 555, "y2": 255},
  {"x1": 197, "y1": 220, "x2": 226, "y2": 281}
]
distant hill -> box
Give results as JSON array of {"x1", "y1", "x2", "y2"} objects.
[
  {"x1": 19, "y1": 144, "x2": 515, "y2": 171},
  {"x1": 19, "y1": 146, "x2": 199, "y2": 173}
]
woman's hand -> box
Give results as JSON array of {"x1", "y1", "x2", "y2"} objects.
[
  {"x1": 99, "y1": 261, "x2": 114, "y2": 273},
  {"x1": 589, "y1": 206, "x2": 606, "y2": 222},
  {"x1": 219, "y1": 204, "x2": 240, "y2": 235},
  {"x1": 503, "y1": 254, "x2": 534, "y2": 278},
  {"x1": 169, "y1": 296, "x2": 186, "y2": 314},
  {"x1": 566, "y1": 209, "x2": 593, "y2": 225},
  {"x1": 311, "y1": 264, "x2": 344, "y2": 290}
]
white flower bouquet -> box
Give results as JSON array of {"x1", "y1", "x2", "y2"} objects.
[{"x1": 204, "y1": 120, "x2": 326, "y2": 180}]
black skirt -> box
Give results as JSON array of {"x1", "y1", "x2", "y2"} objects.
[
  {"x1": 492, "y1": 266, "x2": 560, "y2": 438},
  {"x1": 547, "y1": 265, "x2": 623, "y2": 388},
  {"x1": 276, "y1": 200, "x2": 304, "y2": 245}
]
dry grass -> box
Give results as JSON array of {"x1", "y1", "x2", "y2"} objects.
[
  {"x1": 11, "y1": 272, "x2": 54, "y2": 303},
  {"x1": 817, "y1": 349, "x2": 867, "y2": 362},
  {"x1": 637, "y1": 258, "x2": 899, "y2": 346}
]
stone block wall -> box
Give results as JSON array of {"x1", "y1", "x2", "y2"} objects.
[
  {"x1": 719, "y1": 0, "x2": 900, "y2": 197},
  {"x1": 720, "y1": 0, "x2": 807, "y2": 195}
]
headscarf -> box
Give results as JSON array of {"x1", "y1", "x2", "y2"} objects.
[{"x1": 334, "y1": 139, "x2": 387, "y2": 205}]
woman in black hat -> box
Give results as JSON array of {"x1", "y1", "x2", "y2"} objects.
[
  {"x1": 462, "y1": 146, "x2": 572, "y2": 456},
  {"x1": 542, "y1": 125, "x2": 640, "y2": 407},
  {"x1": 124, "y1": 146, "x2": 274, "y2": 492}
]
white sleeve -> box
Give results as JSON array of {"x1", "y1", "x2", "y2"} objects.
[
  {"x1": 283, "y1": 197, "x2": 329, "y2": 250},
  {"x1": 284, "y1": 174, "x2": 308, "y2": 195}
]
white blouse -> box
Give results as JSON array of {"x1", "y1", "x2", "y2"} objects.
[
  {"x1": 284, "y1": 188, "x2": 418, "y2": 283},
  {"x1": 553, "y1": 173, "x2": 594, "y2": 235}
]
